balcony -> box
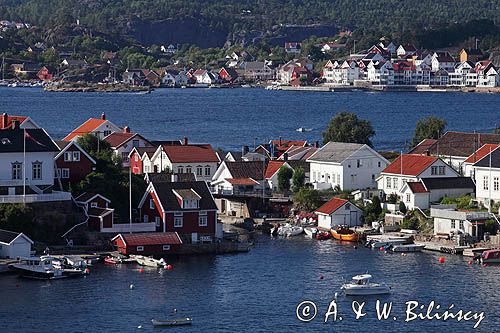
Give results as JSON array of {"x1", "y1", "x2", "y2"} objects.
[{"x1": 0, "y1": 191, "x2": 72, "y2": 204}]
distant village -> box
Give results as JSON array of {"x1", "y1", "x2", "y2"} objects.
[{"x1": 0, "y1": 110, "x2": 500, "y2": 260}]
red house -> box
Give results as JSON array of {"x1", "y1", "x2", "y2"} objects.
[
  {"x1": 54, "y1": 140, "x2": 96, "y2": 190},
  {"x1": 129, "y1": 146, "x2": 158, "y2": 174},
  {"x1": 138, "y1": 180, "x2": 219, "y2": 243},
  {"x1": 75, "y1": 193, "x2": 114, "y2": 232},
  {"x1": 218, "y1": 67, "x2": 239, "y2": 83},
  {"x1": 37, "y1": 66, "x2": 53, "y2": 81},
  {"x1": 111, "y1": 232, "x2": 182, "y2": 256}
]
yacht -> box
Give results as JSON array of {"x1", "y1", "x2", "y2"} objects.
[
  {"x1": 341, "y1": 274, "x2": 391, "y2": 296},
  {"x1": 10, "y1": 256, "x2": 88, "y2": 280}
]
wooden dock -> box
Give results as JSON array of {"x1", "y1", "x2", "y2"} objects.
[{"x1": 421, "y1": 242, "x2": 468, "y2": 255}]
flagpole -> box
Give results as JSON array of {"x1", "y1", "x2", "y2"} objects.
[
  {"x1": 129, "y1": 166, "x2": 132, "y2": 233},
  {"x1": 23, "y1": 128, "x2": 26, "y2": 205}
]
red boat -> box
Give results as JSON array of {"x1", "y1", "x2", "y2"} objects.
[
  {"x1": 315, "y1": 231, "x2": 331, "y2": 240},
  {"x1": 104, "y1": 256, "x2": 120, "y2": 264}
]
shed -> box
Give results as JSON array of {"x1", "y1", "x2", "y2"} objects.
[
  {"x1": 111, "y1": 232, "x2": 182, "y2": 256},
  {"x1": 0, "y1": 229, "x2": 33, "y2": 259},
  {"x1": 315, "y1": 197, "x2": 363, "y2": 229}
]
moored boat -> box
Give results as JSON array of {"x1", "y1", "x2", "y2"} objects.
[
  {"x1": 304, "y1": 227, "x2": 317, "y2": 238},
  {"x1": 390, "y1": 244, "x2": 425, "y2": 252},
  {"x1": 10, "y1": 256, "x2": 88, "y2": 280},
  {"x1": 135, "y1": 255, "x2": 167, "y2": 268},
  {"x1": 481, "y1": 249, "x2": 500, "y2": 264},
  {"x1": 104, "y1": 256, "x2": 120, "y2": 264},
  {"x1": 368, "y1": 239, "x2": 407, "y2": 248},
  {"x1": 151, "y1": 318, "x2": 193, "y2": 327},
  {"x1": 331, "y1": 227, "x2": 360, "y2": 242},
  {"x1": 341, "y1": 274, "x2": 391, "y2": 296}
]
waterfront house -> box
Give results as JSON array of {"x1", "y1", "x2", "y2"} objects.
[
  {"x1": 138, "y1": 180, "x2": 221, "y2": 243},
  {"x1": 315, "y1": 197, "x2": 363, "y2": 229},
  {"x1": 211, "y1": 161, "x2": 268, "y2": 196},
  {"x1": 129, "y1": 146, "x2": 159, "y2": 174},
  {"x1": 431, "y1": 51, "x2": 456, "y2": 72},
  {"x1": 63, "y1": 113, "x2": 121, "y2": 141},
  {"x1": 103, "y1": 127, "x2": 153, "y2": 166},
  {"x1": 75, "y1": 192, "x2": 118, "y2": 232},
  {"x1": 142, "y1": 69, "x2": 161, "y2": 86},
  {"x1": 367, "y1": 61, "x2": 394, "y2": 85},
  {"x1": 285, "y1": 42, "x2": 301, "y2": 54},
  {"x1": 11, "y1": 63, "x2": 40, "y2": 78},
  {"x1": 269, "y1": 139, "x2": 307, "y2": 158},
  {"x1": 399, "y1": 177, "x2": 475, "y2": 210},
  {"x1": 0, "y1": 113, "x2": 40, "y2": 129},
  {"x1": 151, "y1": 138, "x2": 219, "y2": 182},
  {"x1": 471, "y1": 146, "x2": 500, "y2": 209},
  {"x1": 366, "y1": 44, "x2": 391, "y2": 58},
  {"x1": 323, "y1": 60, "x2": 360, "y2": 85},
  {"x1": 0, "y1": 229, "x2": 33, "y2": 259},
  {"x1": 54, "y1": 140, "x2": 96, "y2": 190},
  {"x1": 60, "y1": 58, "x2": 88, "y2": 69},
  {"x1": 448, "y1": 61, "x2": 477, "y2": 87},
  {"x1": 219, "y1": 67, "x2": 239, "y2": 83},
  {"x1": 122, "y1": 69, "x2": 146, "y2": 85},
  {"x1": 396, "y1": 44, "x2": 417, "y2": 58},
  {"x1": 459, "y1": 48, "x2": 484, "y2": 63},
  {"x1": 462, "y1": 144, "x2": 500, "y2": 178},
  {"x1": 0, "y1": 125, "x2": 71, "y2": 203},
  {"x1": 307, "y1": 142, "x2": 389, "y2": 191},
  {"x1": 431, "y1": 207, "x2": 490, "y2": 241},
  {"x1": 377, "y1": 154, "x2": 459, "y2": 200},
  {"x1": 161, "y1": 69, "x2": 189, "y2": 87},
  {"x1": 277, "y1": 59, "x2": 313, "y2": 84},
  {"x1": 112, "y1": 232, "x2": 183, "y2": 256},
  {"x1": 409, "y1": 131, "x2": 500, "y2": 174},
  {"x1": 240, "y1": 61, "x2": 274, "y2": 81},
  {"x1": 36, "y1": 66, "x2": 54, "y2": 81},
  {"x1": 475, "y1": 61, "x2": 500, "y2": 87},
  {"x1": 265, "y1": 161, "x2": 290, "y2": 191}
]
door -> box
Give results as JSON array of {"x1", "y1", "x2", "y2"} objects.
[
  {"x1": 350, "y1": 211, "x2": 358, "y2": 227},
  {"x1": 191, "y1": 233, "x2": 198, "y2": 244}
]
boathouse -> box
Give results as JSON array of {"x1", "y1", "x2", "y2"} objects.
[
  {"x1": 315, "y1": 197, "x2": 363, "y2": 229},
  {"x1": 111, "y1": 232, "x2": 182, "y2": 255},
  {"x1": 0, "y1": 229, "x2": 33, "y2": 259}
]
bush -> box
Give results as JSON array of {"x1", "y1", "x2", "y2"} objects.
[
  {"x1": 387, "y1": 193, "x2": 398, "y2": 204},
  {"x1": 399, "y1": 201, "x2": 407, "y2": 214}
]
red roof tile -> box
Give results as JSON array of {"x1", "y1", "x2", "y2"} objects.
[
  {"x1": 117, "y1": 232, "x2": 182, "y2": 246},
  {"x1": 382, "y1": 154, "x2": 438, "y2": 176},
  {"x1": 464, "y1": 144, "x2": 500, "y2": 164},
  {"x1": 104, "y1": 132, "x2": 135, "y2": 147},
  {"x1": 0, "y1": 115, "x2": 28, "y2": 129},
  {"x1": 409, "y1": 139, "x2": 437, "y2": 154},
  {"x1": 63, "y1": 118, "x2": 107, "y2": 141},
  {"x1": 316, "y1": 197, "x2": 349, "y2": 215},
  {"x1": 265, "y1": 161, "x2": 286, "y2": 179},
  {"x1": 407, "y1": 182, "x2": 429, "y2": 193},
  {"x1": 225, "y1": 178, "x2": 259, "y2": 185},
  {"x1": 162, "y1": 144, "x2": 219, "y2": 163}
]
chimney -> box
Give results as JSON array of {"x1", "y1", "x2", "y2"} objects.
[
  {"x1": 283, "y1": 152, "x2": 288, "y2": 161},
  {"x1": 279, "y1": 136, "x2": 282, "y2": 146},
  {"x1": 242, "y1": 145, "x2": 249, "y2": 156},
  {"x1": 101, "y1": 112, "x2": 106, "y2": 120},
  {"x1": 1, "y1": 113, "x2": 7, "y2": 129},
  {"x1": 11, "y1": 120, "x2": 20, "y2": 130},
  {"x1": 183, "y1": 137, "x2": 188, "y2": 145},
  {"x1": 123, "y1": 126, "x2": 130, "y2": 133},
  {"x1": 314, "y1": 141, "x2": 319, "y2": 148}
]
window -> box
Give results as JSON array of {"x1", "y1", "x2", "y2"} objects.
[
  {"x1": 406, "y1": 193, "x2": 411, "y2": 203},
  {"x1": 134, "y1": 154, "x2": 138, "y2": 162},
  {"x1": 55, "y1": 168, "x2": 61, "y2": 178},
  {"x1": 162, "y1": 245, "x2": 170, "y2": 251},
  {"x1": 337, "y1": 174, "x2": 340, "y2": 184},
  {"x1": 438, "y1": 166, "x2": 445, "y2": 175},
  {"x1": 136, "y1": 246, "x2": 144, "y2": 252},
  {"x1": 91, "y1": 202, "x2": 98, "y2": 208},
  {"x1": 62, "y1": 168, "x2": 70, "y2": 179},
  {"x1": 345, "y1": 203, "x2": 351, "y2": 210},
  {"x1": 155, "y1": 216, "x2": 161, "y2": 227},
  {"x1": 451, "y1": 220, "x2": 456, "y2": 228},
  {"x1": 199, "y1": 215, "x2": 208, "y2": 226},
  {"x1": 199, "y1": 210, "x2": 207, "y2": 215},
  {"x1": 494, "y1": 177, "x2": 499, "y2": 191},
  {"x1": 174, "y1": 217, "x2": 183, "y2": 227},
  {"x1": 64, "y1": 152, "x2": 72, "y2": 161},
  {"x1": 72, "y1": 151, "x2": 80, "y2": 161},
  {"x1": 178, "y1": 166, "x2": 184, "y2": 174},
  {"x1": 32, "y1": 162, "x2": 42, "y2": 180},
  {"x1": 431, "y1": 166, "x2": 438, "y2": 175},
  {"x1": 357, "y1": 159, "x2": 362, "y2": 168},
  {"x1": 174, "y1": 211, "x2": 183, "y2": 216},
  {"x1": 378, "y1": 161, "x2": 381, "y2": 168},
  {"x1": 121, "y1": 152, "x2": 129, "y2": 162},
  {"x1": 393, "y1": 178, "x2": 399, "y2": 190},
  {"x1": 483, "y1": 176, "x2": 489, "y2": 190},
  {"x1": 12, "y1": 162, "x2": 22, "y2": 180},
  {"x1": 196, "y1": 166, "x2": 203, "y2": 176},
  {"x1": 459, "y1": 221, "x2": 464, "y2": 230},
  {"x1": 386, "y1": 177, "x2": 392, "y2": 189},
  {"x1": 150, "y1": 199, "x2": 155, "y2": 209},
  {"x1": 103, "y1": 130, "x2": 111, "y2": 137},
  {"x1": 186, "y1": 166, "x2": 192, "y2": 174},
  {"x1": 132, "y1": 139, "x2": 140, "y2": 148},
  {"x1": 143, "y1": 215, "x2": 149, "y2": 223},
  {"x1": 205, "y1": 166, "x2": 211, "y2": 176}
]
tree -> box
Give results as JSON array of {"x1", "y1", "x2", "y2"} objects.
[
  {"x1": 76, "y1": 133, "x2": 111, "y2": 155},
  {"x1": 291, "y1": 167, "x2": 305, "y2": 192},
  {"x1": 277, "y1": 166, "x2": 293, "y2": 192},
  {"x1": 399, "y1": 201, "x2": 408, "y2": 214},
  {"x1": 322, "y1": 112, "x2": 375, "y2": 147},
  {"x1": 411, "y1": 116, "x2": 447, "y2": 147},
  {"x1": 363, "y1": 195, "x2": 383, "y2": 222},
  {"x1": 293, "y1": 188, "x2": 322, "y2": 211}
]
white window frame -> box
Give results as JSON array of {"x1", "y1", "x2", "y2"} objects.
[
  {"x1": 451, "y1": 220, "x2": 456, "y2": 229},
  {"x1": 483, "y1": 176, "x2": 489, "y2": 191},
  {"x1": 162, "y1": 245, "x2": 170, "y2": 251},
  {"x1": 196, "y1": 166, "x2": 203, "y2": 176},
  {"x1": 64, "y1": 151, "x2": 72, "y2": 161},
  {"x1": 150, "y1": 198, "x2": 155, "y2": 209},
  {"x1": 91, "y1": 202, "x2": 98, "y2": 208},
  {"x1": 406, "y1": 193, "x2": 411, "y2": 203},
  {"x1": 12, "y1": 162, "x2": 22, "y2": 180},
  {"x1": 73, "y1": 151, "x2": 80, "y2": 162},
  {"x1": 205, "y1": 166, "x2": 210, "y2": 176},
  {"x1": 494, "y1": 177, "x2": 499, "y2": 191},
  {"x1": 155, "y1": 216, "x2": 161, "y2": 227},
  {"x1": 386, "y1": 177, "x2": 392, "y2": 189},
  {"x1": 143, "y1": 215, "x2": 149, "y2": 223},
  {"x1": 178, "y1": 166, "x2": 184, "y2": 174},
  {"x1": 62, "y1": 168, "x2": 70, "y2": 179},
  {"x1": 199, "y1": 215, "x2": 208, "y2": 227},
  {"x1": 174, "y1": 217, "x2": 183, "y2": 227},
  {"x1": 136, "y1": 246, "x2": 144, "y2": 252},
  {"x1": 32, "y1": 162, "x2": 42, "y2": 180}
]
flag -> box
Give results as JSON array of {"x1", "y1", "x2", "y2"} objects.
[{"x1": 25, "y1": 130, "x2": 46, "y2": 147}]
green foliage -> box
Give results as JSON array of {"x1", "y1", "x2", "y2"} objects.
[
  {"x1": 277, "y1": 166, "x2": 293, "y2": 192},
  {"x1": 399, "y1": 201, "x2": 407, "y2": 214},
  {"x1": 412, "y1": 116, "x2": 447, "y2": 148},
  {"x1": 400, "y1": 217, "x2": 419, "y2": 230},
  {"x1": 291, "y1": 167, "x2": 306, "y2": 192},
  {"x1": 76, "y1": 133, "x2": 111, "y2": 155},
  {"x1": 387, "y1": 193, "x2": 398, "y2": 204},
  {"x1": 293, "y1": 188, "x2": 322, "y2": 211},
  {"x1": 322, "y1": 112, "x2": 375, "y2": 147},
  {"x1": 484, "y1": 219, "x2": 497, "y2": 234},
  {"x1": 440, "y1": 195, "x2": 473, "y2": 210},
  {"x1": 363, "y1": 196, "x2": 383, "y2": 223},
  {"x1": 0, "y1": 204, "x2": 35, "y2": 237}
]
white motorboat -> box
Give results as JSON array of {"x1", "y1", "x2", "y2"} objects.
[
  {"x1": 304, "y1": 227, "x2": 317, "y2": 238},
  {"x1": 341, "y1": 274, "x2": 391, "y2": 296},
  {"x1": 10, "y1": 256, "x2": 88, "y2": 280},
  {"x1": 277, "y1": 224, "x2": 303, "y2": 237},
  {"x1": 135, "y1": 255, "x2": 167, "y2": 268},
  {"x1": 390, "y1": 244, "x2": 425, "y2": 252},
  {"x1": 369, "y1": 239, "x2": 407, "y2": 248}
]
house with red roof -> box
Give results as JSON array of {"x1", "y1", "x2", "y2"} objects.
[
  {"x1": 138, "y1": 180, "x2": 221, "y2": 243},
  {"x1": 377, "y1": 154, "x2": 459, "y2": 199},
  {"x1": 112, "y1": 232, "x2": 183, "y2": 255},
  {"x1": 129, "y1": 146, "x2": 158, "y2": 174},
  {"x1": 0, "y1": 113, "x2": 40, "y2": 129},
  {"x1": 462, "y1": 144, "x2": 500, "y2": 178},
  {"x1": 265, "y1": 160, "x2": 292, "y2": 191},
  {"x1": 315, "y1": 197, "x2": 363, "y2": 229},
  {"x1": 211, "y1": 161, "x2": 268, "y2": 196},
  {"x1": 54, "y1": 140, "x2": 96, "y2": 190},
  {"x1": 431, "y1": 51, "x2": 456, "y2": 72},
  {"x1": 63, "y1": 113, "x2": 121, "y2": 141},
  {"x1": 103, "y1": 127, "x2": 153, "y2": 167},
  {"x1": 151, "y1": 138, "x2": 219, "y2": 182},
  {"x1": 270, "y1": 139, "x2": 307, "y2": 158}
]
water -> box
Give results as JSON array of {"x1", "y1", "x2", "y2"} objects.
[
  {"x1": 0, "y1": 236, "x2": 498, "y2": 332},
  {"x1": 0, "y1": 87, "x2": 499, "y2": 151}
]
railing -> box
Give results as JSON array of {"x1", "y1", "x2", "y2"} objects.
[
  {"x1": 0, "y1": 179, "x2": 24, "y2": 186},
  {"x1": 0, "y1": 191, "x2": 72, "y2": 204},
  {"x1": 214, "y1": 188, "x2": 272, "y2": 197},
  {"x1": 101, "y1": 222, "x2": 157, "y2": 233}
]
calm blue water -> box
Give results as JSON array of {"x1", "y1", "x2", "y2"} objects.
[
  {"x1": 0, "y1": 87, "x2": 499, "y2": 151},
  {"x1": 0, "y1": 236, "x2": 498, "y2": 332}
]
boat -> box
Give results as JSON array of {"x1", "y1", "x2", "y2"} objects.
[
  {"x1": 110, "y1": 251, "x2": 136, "y2": 263},
  {"x1": 341, "y1": 274, "x2": 391, "y2": 296},
  {"x1": 390, "y1": 244, "x2": 425, "y2": 252},
  {"x1": 368, "y1": 239, "x2": 407, "y2": 248},
  {"x1": 135, "y1": 255, "x2": 167, "y2": 268},
  {"x1": 277, "y1": 224, "x2": 303, "y2": 237},
  {"x1": 151, "y1": 318, "x2": 193, "y2": 327},
  {"x1": 315, "y1": 231, "x2": 331, "y2": 240},
  {"x1": 10, "y1": 256, "x2": 88, "y2": 280},
  {"x1": 331, "y1": 227, "x2": 360, "y2": 242},
  {"x1": 481, "y1": 249, "x2": 500, "y2": 264},
  {"x1": 304, "y1": 227, "x2": 317, "y2": 238},
  {"x1": 295, "y1": 127, "x2": 312, "y2": 132},
  {"x1": 104, "y1": 256, "x2": 120, "y2": 264}
]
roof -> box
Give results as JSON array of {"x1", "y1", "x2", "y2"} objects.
[
  {"x1": 307, "y1": 142, "x2": 366, "y2": 163},
  {"x1": 420, "y1": 177, "x2": 475, "y2": 190},
  {"x1": 279, "y1": 146, "x2": 318, "y2": 161},
  {"x1": 225, "y1": 178, "x2": 259, "y2": 185},
  {"x1": 265, "y1": 161, "x2": 286, "y2": 179},
  {"x1": 63, "y1": 118, "x2": 107, "y2": 141},
  {"x1": 104, "y1": 131, "x2": 150, "y2": 149},
  {"x1": 409, "y1": 139, "x2": 437, "y2": 154},
  {"x1": 271, "y1": 139, "x2": 307, "y2": 153},
  {"x1": 113, "y1": 232, "x2": 182, "y2": 246},
  {"x1": 0, "y1": 128, "x2": 58, "y2": 153},
  {"x1": 173, "y1": 188, "x2": 201, "y2": 200},
  {"x1": 54, "y1": 140, "x2": 96, "y2": 164},
  {"x1": 244, "y1": 62, "x2": 267, "y2": 70},
  {"x1": 383, "y1": 154, "x2": 439, "y2": 176},
  {"x1": 226, "y1": 161, "x2": 268, "y2": 180},
  {"x1": 162, "y1": 144, "x2": 219, "y2": 163},
  {"x1": 407, "y1": 182, "x2": 429, "y2": 193},
  {"x1": 88, "y1": 207, "x2": 114, "y2": 217},
  {"x1": 54, "y1": 140, "x2": 70, "y2": 150},
  {"x1": 409, "y1": 131, "x2": 500, "y2": 158},
  {"x1": 0, "y1": 229, "x2": 24, "y2": 244},
  {"x1": 315, "y1": 197, "x2": 349, "y2": 215},
  {"x1": 75, "y1": 192, "x2": 111, "y2": 203},
  {"x1": 132, "y1": 146, "x2": 158, "y2": 159},
  {"x1": 0, "y1": 114, "x2": 28, "y2": 129},
  {"x1": 473, "y1": 148, "x2": 500, "y2": 168},
  {"x1": 150, "y1": 181, "x2": 217, "y2": 211},
  {"x1": 464, "y1": 144, "x2": 500, "y2": 164}
]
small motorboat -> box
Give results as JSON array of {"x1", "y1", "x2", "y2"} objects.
[
  {"x1": 104, "y1": 256, "x2": 120, "y2": 264},
  {"x1": 341, "y1": 274, "x2": 391, "y2": 296},
  {"x1": 151, "y1": 318, "x2": 193, "y2": 327},
  {"x1": 135, "y1": 255, "x2": 167, "y2": 268},
  {"x1": 369, "y1": 239, "x2": 407, "y2": 248},
  {"x1": 315, "y1": 231, "x2": 331, "y2": 240},
  {"x1": 295, "y1": 127, "x2": 312, "y2": 132},
  {"x1": 304, "y1": 227, "x2": 316, "y2": 238},
  {"x1": 481, "y1": 249, "x2": 500, "y2": 264},
  {"x1": 110, "y1": 251, "x2": 136, "y2": 264},
  {"x1": 331, "y1": 227, "x2": 360, "y2": 242},
  {"x1": 277, "y1": 224, "x2": 303, "y2": 237},
  {"x1": 390, "y1": 244, "x2": 425, "y2": 252},
  {"x1": 10, "y1": 256, "x2": 88, "y2": 280}
]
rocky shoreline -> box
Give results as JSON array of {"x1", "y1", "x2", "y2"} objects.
[{"x1": 44, "y1": 83, "x2": 151, "y2": 93}]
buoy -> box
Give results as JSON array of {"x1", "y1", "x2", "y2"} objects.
[
  {"x1": 139, "y1": 268, "x2": 144, "y2": 273},
  {"x1": 319, "y1": 275, "x2": 324, "y2": 280},
  {"x1": 137, "y1": 325, "x2": 142, "y2": 329},
  {"x1": 173, "y1": 308, "x2": 177, "y2": 313},
  {"x1": 334, "y1": 292, "x2": 338, "y2": 300},
  {"x1": 379, "y1": 246, "x2": 385, "y2": 251},
  {"x1": 439, "y1": 257, "x2": 445, "y2": 263},
  {"x1": 353, "y1": 246, "x2": 357, "y2": 249},
  {"x1": 85, "y1": 268, "x2": 90, "y2": 274},
  {"x1": 166, "y1": 264, "x2": 173, "y2": 270},
  {"x1": 468, "y1": 260, "x2": 473, "y2": 265},
  {"x1": 129, "y1": 284, "x2": 135, "y2": 290}
]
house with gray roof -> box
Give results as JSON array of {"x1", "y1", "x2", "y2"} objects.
[{"x1": 306, "y1": 142, "x2": 389, "y2": 191}]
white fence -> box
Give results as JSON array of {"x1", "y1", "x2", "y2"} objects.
[
  {"x1": 0, "y1": 191, "x2": 72, "y2": 204},
  {"x1": 101, "y1": 222, "x2": 157, "y2": 233}
]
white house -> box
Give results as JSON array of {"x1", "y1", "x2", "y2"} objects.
[
  {"x1": 462, "y1": 144, "x2": 500, "y2": 178},
  {"x1": 431, "y1": 51, "x2": 456, "y2": 72},
  {"x1": 367, "y1": 61, "x2": 394, "y2": 85},
  {"x1": 0, "y1": 229, "x2": 33, "y2": 259},
  {"x1": 396, "y1": 44, "x2": 417, "y2": 58},
  {"x1": 472, "y1": 147, "x2": 500, "y2": 208},
  {"x1": 377, "y1": 154, "x2": 459, "y2": 199},
  {"x1": 211, "y1": 161, "x2": 267, "y2": 195},
  {"x1": 63, "y1": 113, "x2": 121, "y2": 141},
  {"x1": 162, "y1": 69, "x2": 190, "y2": 87},
  {"x1": 475, "y1": 61, "x2": 500, "y2": 87},
  {"x1": 307, "y1": 142, "x2": 389, "y2": 191},
  {"x1": 315, "y1": 197, "x2": 363, "y2": 229},
  {"x1": 103, "y1": 127, "x2": 153, "y2": 166},
  {"x1": 431, "y1": 207, "x2": 490, "y2": 240}
]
